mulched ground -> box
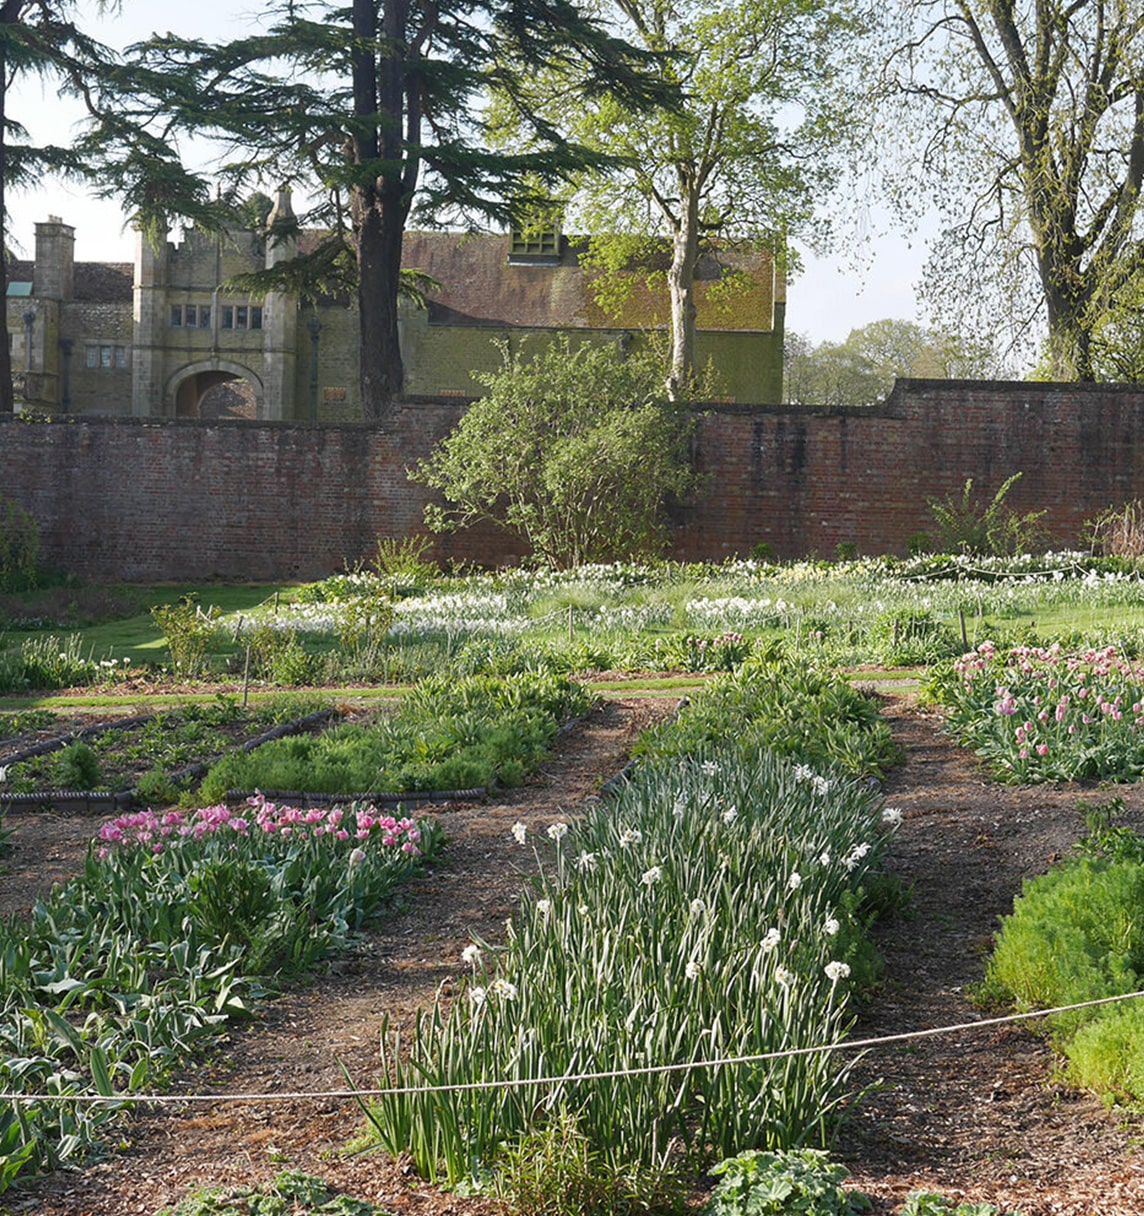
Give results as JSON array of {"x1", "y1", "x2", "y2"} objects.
[{"x1": 2, "y1": 692, "x2": 1143, "y2": 1215}]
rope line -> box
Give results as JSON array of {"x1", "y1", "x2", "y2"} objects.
[{"x1": 2, "y1": 988, "x2": 1142, "y2": 1107}]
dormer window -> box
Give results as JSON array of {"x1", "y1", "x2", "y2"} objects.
[{"x1": 509, "y1": 209, "x2": 563, "y2": 264}]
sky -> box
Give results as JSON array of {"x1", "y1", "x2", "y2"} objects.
[{"x1": 4, "y1": 0, "x2": 933, "y2": 346}]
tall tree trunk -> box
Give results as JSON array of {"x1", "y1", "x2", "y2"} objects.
[
  {"x1": 0, "y1": 0, "x2": 21, "y2": 416},
  {"x1": 665, "y1": 189, "x2": 699, "y2": 401},
  {"x1": 351, "y1": 0, "x2": 409, "y2": 423}
]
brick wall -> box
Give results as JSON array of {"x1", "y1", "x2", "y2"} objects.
[{"x1": 4, "y1": 379, "x2": 1144, "y2": 583}]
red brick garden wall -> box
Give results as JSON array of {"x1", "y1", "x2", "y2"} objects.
[{"x1": 4, "y1": 380, "x2": 1144, "y2": 582}]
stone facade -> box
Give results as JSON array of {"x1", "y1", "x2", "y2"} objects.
[{"x1": 5, "y1": 198, "x2": 786, "y2": 418}]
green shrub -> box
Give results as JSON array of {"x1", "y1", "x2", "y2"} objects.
[
  {"x1": 53, "y1": 741, "x2": 102, "y2": 790},
  {"x1": 927, "y1": 473, "x2": 1045, "y2": 557},
  {"x1": 151, "y1": 595, "x2": 220, "y2": 678}
]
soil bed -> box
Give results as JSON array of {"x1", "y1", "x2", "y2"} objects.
[{"x1": 2, "y1": 693, "x2": 1143, "y2": 1215}]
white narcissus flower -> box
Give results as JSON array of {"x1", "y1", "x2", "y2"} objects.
[
  {"x1": 491, "y1": 978, "x2": 518, "y2": 1000},
  {"x1": 511, "y1": 822, "x2": 527, "y2": 845},
  {"x1": 462, "y1": 944, "x2": 482, "y2": 966},
  {"x1": 882, "y1": 806, "x2": 904, "y2": 827},
  {"x1": 761, "y1": 927, "x2": 781, "y2": 952},
  {"x1": 788, "y1": 871, "x2": 802, "y2": 890},
  {"x1": 824, "y1": 916, "x2": 841, "y2": 937},
  {"x1": 642, "y1": 866, "x2": 662, "y2": 886},
  {"x1": 685, "y1": 960, "x2": 701, "y2": 981},
  {"x1": 689, "y1": 898, "x2": 706, "y2": 915},
  {"x1": 536, "y1": 899, "x2": 552, "y2": 917},
  {"x1": 547, "y1": 822, "x2": 569, "y2": 842},
  {"x1": 825, "y1": 961, "x2": 851, "y2": 983}
]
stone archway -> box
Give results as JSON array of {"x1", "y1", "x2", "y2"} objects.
[{"x1": 167, "y1": 361, "x2": 265, "y2": 418}]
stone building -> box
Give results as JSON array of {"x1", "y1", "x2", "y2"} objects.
[{"x1": 6, "y1": 197, "x2": 785, "y2": 418}]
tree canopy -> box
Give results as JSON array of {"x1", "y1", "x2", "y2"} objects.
[
  {"x1": 0, "y1": 0, "x2": 119, "y2": 414},
  {"x1": 491, "y1": 0, "x2": 866, "y2": 399},
  {"x1": 882, "y1": 0, "x2": 1144, "y2": 380},
  {"x1": 95, "y1": 0, "x2": 675, "y2": 421},
  {"x1": 784, "y1": 319, "x2": 996, "y2": 404}
]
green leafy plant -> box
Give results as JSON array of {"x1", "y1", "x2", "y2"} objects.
[
  {"x1": 370, "y1": 535, "x2": 439, "y2": 591},
  {"x1": 157, "y1": 1169, "x2": 391, "y2": 1215},
  {"x1": 53, "y1": 741, "x2": 102, "y2": 790},
  {"x1": 0, "y1": 494, "x2": 39, "y2": 593},
  {"x1": 151, "y1": 595, "x2": 221, "y2": 678},
  {"x1": 927, "y1": 474, "x2": 1046, "y2": 557},
  {"x1": 496, "y1": 1111, "x2": 688, "y2": 1216},
  {"x1": 703, "y1": 1149, "x2": 870, "y2": 1215},
  {"x1": 900, "y1": 1193, "x2": 1016, "y2": 1216}
]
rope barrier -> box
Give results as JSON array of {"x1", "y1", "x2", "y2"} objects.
[{"x1": 2, "y1": 987, "x2": 1142, "y2": 1107}]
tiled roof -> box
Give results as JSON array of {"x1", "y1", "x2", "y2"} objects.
[
  {"x1": 6, "y1": 260, "x2": 133, "y2": 303},
  {"x1": 401, "y1": 233, "x2": 779, "y2": 333}
]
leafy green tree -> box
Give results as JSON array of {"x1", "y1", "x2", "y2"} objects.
[
  {"x1": 784, "y1": 319, "x2": 996, "y2": 404},
  {"x1": 492, "y1": 0, "x2": 865, "y2": 399},
  {"x1": 882, "y1": 0, "x2": 1144, "y2": 380},
  {"x1": 0, "y1": 1, "x2": 118, "y2": 414},
  {"x1": 102, "y1": 0, "x2": 674, "y2": 421},
  {"x1": 415, "y1": 339, "x2": 699, "y2": 567}
]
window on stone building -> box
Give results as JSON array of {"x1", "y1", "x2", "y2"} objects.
[
  {"x1": 171, "y1": 305, "x2": 183, "y2": 327},
  {"x1": 85, "y1": 344, "x2": 128, "y2": 370},
  {"x1": 220, "y1": 303, "x2": 263, "y2": 330}
]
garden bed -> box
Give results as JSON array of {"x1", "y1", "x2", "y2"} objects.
[
  {"x1": 3, "y1": 694, "x2": 1144, "y2": 1216},
  {"x1": 0, "y1": 703, "x2": 343, "y2": 812}
]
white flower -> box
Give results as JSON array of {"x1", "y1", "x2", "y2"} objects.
[
  {"x1": 761, "y1": 927, "x2": 781, "y2": 952},
  {"x1": 536, "y1": 899, "x2": 552, "y2": 917},
  {"x1": 619, "y1": 828, "x2": 642, "y2": 848},
  {"x1": 689, "y1": 898, "x2": 706, "y2": 915},
  {"x1": 685, "y1": 960, "x2": 701, "y2": 981},
  {"x1": 673, "y1": 797, "x2": 687, "y2": 818},
  {"x1": 812, "y1": 775, "x2": 831, "y2": 797},
  {"x1": 642, "y1": 866, "x2": 662, "y2": 886},
  {"x1": 794, "y1": 763, "x2": 814, "y2": 782},
  {"x1": 491, "y1": 978, "x2": 518, "y2": 1000},
  {"x1": 469, "y1": 986, "x2": 487, "y2": 1006},
  {"x1": 348, "y1": 847, "x2": 367, "y2": 869},
  {"x1": 700, "y1": 760, "x2": 719, "y2": 777},
  {"x1": 882, "y1": 806, "x2": 904, "y2": 827},
  {"x1": 787, "y1": 871, "x2": 802, "y2": 891},
  {"x1": 722, "y1": 806, "x2": 738, "y2": 825},
  {"x1": 824, "y1": 916, "x2": 840, "y2": 936},
  {"x1": 843, "y1": 841, "x2": 871, "y2": 870},
  {"x1": 578, "y1": 904, "x2": 589, "y2": 917},
  {"x1": 462, "y1": 944, "x2": 482, "y2": 966},
  {"x1": 547, "y1": 822, "x2": 569, "y2": 842},
  {"x1": 775, "y1": 965, "x2": 794, "y2": 987},
  {"x1": 576, "y1": 850, "x2": 597, "y2": 872},
  {"x1": 825, "y1": 961, "x2": 851, "y2": 983},
  {"x1": 818, "y1": 850, "x2": 832, "y2": 866},
  {"x1": 511, "y1": 822, "x2": 528, "y2": 845}
]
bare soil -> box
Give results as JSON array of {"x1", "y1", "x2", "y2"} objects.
[{"x1": 3, "y1": 693, "x2": 1144, "y2": 1216}]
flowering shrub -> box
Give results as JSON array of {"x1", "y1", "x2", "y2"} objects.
[{"x1": 932, "y1": 641, "x2": 1144, "y2": 782}]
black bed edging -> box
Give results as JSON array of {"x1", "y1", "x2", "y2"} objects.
[
  {"x1": 222, "y1": 786, "x2": 488, "y2": 809},
  {"x1": 0, "y1": 707, "x2": 345, "y2": 815}
]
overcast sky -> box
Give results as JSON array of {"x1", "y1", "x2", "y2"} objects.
[{"x1": 5, "y1": 0, "x2": 933, "y2": 346}]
